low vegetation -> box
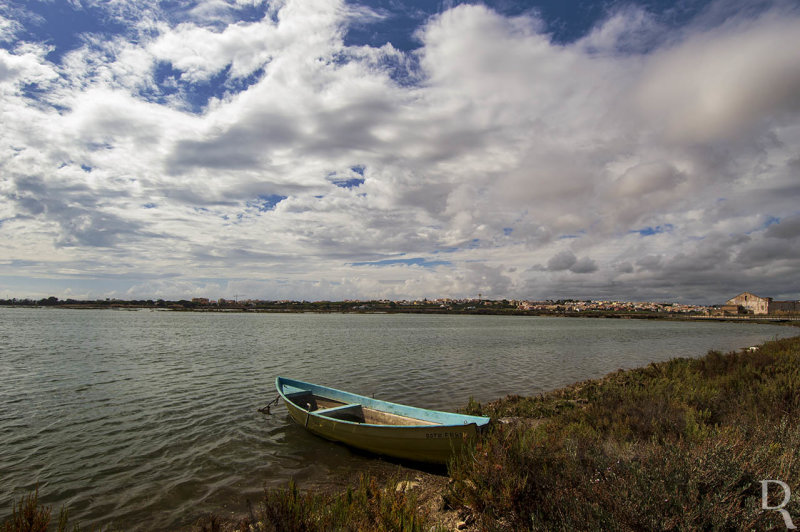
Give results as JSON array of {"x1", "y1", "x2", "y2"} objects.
[
  {"x1": 453, "y1": 335, "x2": 800, "y2": 530},
  {"x1": 5, "y1": 335, "x2": 799, "y2": 531},
  {"x1": 1, "y1": 488, "x2": 77, "y2": 532},
  {"x1": 194, "y1": 475, "x2": 437, "y2": 532}
]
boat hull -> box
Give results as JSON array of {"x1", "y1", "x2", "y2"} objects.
[{"x1": 276, "y1": 377, "x2": 490, "y2": 464}]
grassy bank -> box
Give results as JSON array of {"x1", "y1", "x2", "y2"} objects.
[
  {"x1": 6, "y1": 336, "x2": 800, "y2": 531},
  {"x1": 451, "y1": 335, "x2": 800, "y2": 530}
]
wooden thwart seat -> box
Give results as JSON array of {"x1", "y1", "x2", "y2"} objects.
[
  {"x1": 315, "y1": 403, "x2": 362, "y2": 416},
  {"x1": 315, "y1": 403, "x2": 365, "y2": 423},
  {"x1": 286, "y1": 391, "x2": 347, "y2": 411}
]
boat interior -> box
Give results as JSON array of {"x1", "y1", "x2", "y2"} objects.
[{"x1": 285, "y1": 390, "x2": 438, "y2": 426}]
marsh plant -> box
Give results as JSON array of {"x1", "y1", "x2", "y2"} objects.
[
  {"x1": 2, "y1": 487, "x2": 78, "y2": 532},
  {"x1": 216, "y1": 475, "x2": 436, "y2": 532}
]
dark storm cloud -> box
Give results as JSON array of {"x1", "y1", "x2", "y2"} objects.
[
  {"x1": 165, "y1": 112, "x2": 300, "y2": 173},
  {"x1": 546, "y1": 251, "x2": 598, "y2": 274},
  {"x1": 764, "y1": 215, "x2": 800, "y2": 240},
  {"x1": 547, "y1": 250, "x2": 577, "y2": 271}
]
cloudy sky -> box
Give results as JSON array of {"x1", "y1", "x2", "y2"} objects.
[{"x1": 1, "y1": 0, "x2": 799, "y2": 303}]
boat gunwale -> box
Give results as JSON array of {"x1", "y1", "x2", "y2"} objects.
[{"x1": 276, "y1": 376, "x2": 490, "y2": 429}]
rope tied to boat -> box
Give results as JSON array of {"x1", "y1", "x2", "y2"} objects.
[{"x1": 258, "y1": 395, "x2": 280, "y2": 415}]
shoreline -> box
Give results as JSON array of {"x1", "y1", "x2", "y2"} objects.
[{"x1": 3, "y1": 303, "x2": 799, "y2": 323}]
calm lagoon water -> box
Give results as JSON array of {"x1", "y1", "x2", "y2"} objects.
[{"x1": 0, "y1": 308, "x2": 796, "y2": 529}]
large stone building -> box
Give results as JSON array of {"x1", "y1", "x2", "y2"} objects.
[
  {"x1": 725, "y1": 292, "x2": 770, "y2": 314},
  {"x1": 724, "y1": 292, "x2": 800, "y2": 315}
]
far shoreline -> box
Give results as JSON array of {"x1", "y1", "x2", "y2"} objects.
[{"x1": 3, "y1": 302, "x2": 799, "y2": 324}]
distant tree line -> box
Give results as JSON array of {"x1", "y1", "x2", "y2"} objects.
[
  {"x1": 0, "y1": 297, "x2": 169, "y2": 308},
  {"x1": 0, "y1": 297, "x2": 711, "y2": 317}
]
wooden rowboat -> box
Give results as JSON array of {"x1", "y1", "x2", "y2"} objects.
[{"x1": 275, "y1": 376, "x2": 491, "y2": 464}]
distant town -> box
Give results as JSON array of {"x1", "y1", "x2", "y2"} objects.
[{"x1": 2, "y1": 291, "x2": 798, "y2": 318}]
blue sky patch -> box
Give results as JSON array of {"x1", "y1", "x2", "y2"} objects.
[
  {"x1": 343, "y1": 1, "x2": 426, "y2": 51},
  {"x1": 144, "y1": 62, "x2": 265, "y2": 113},
  {"x1": 342, "y1": 0, "x2": 709, "y2": 52},
  {"x1": 744, "y1": 215, "x2": 782, "y2": 235},
  {"x1": 251, "y1": 194, "x2": 287, "y2": 212},
  {"x1": 150, "y1": 61, "x2": 183, "y2": 98},
  {"x1": 331, "y1": 177, "x2": 365, "y2": 189},
  {"x1": 351, "y1": 257, "x2": 451, "y2": 268},
  {"x1": 339, "y1": 0, "x2": 620, "y2": 85},
  {"x1": 20, "y1": 81, "x2": 48, "y2": 101},
  {"x1": 329, "y1": 166, "x2": 366, "y2": 188},
  {"x1": 633, "y1": 224, "x2": 674, "y2": 236},
  {"x1": 4, "y1": 1, "x2": 128, "y2": 62}
]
